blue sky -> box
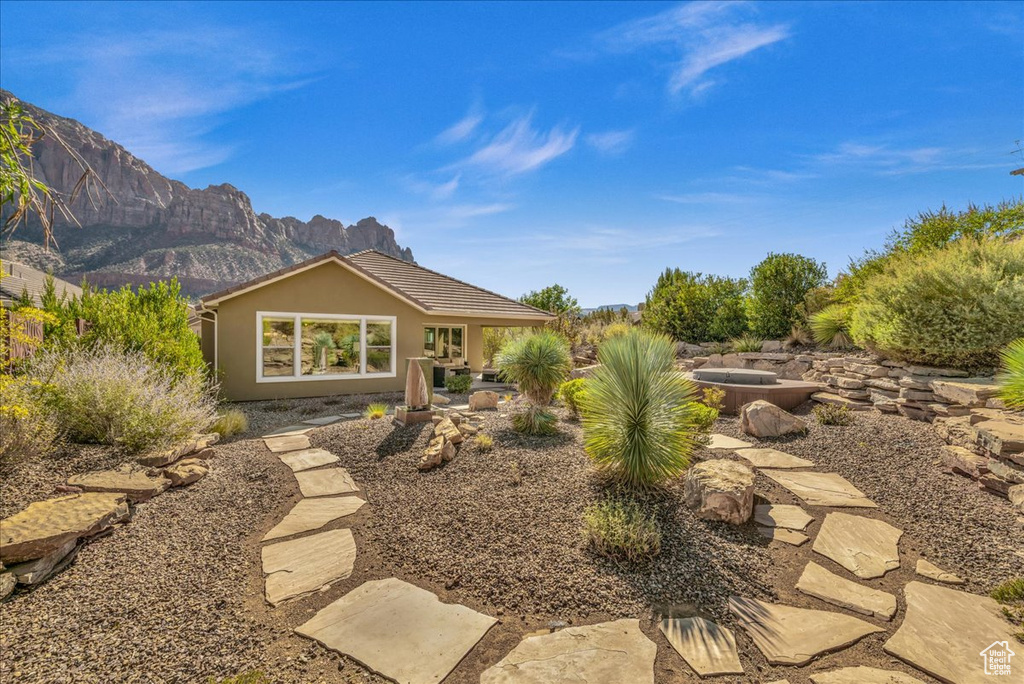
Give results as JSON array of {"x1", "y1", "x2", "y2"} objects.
[{"x1": 1, "y1": 1, "x2": 1022, "y2": 306}]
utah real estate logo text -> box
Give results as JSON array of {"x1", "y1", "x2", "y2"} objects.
[{"x1": 980, "y1": 641, "x2": 1015, "y2": 676}]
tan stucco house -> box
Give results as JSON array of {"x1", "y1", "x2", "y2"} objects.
[{"x1": 197, "y1": 250, "x2": 553, "y2": 401}]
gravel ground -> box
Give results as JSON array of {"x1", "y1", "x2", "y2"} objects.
[{"x1": 3, "y1": 397, "x2": 1021, "y2": 683}]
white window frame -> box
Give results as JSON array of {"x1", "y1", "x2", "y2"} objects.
[{"x1": 256, "y1": 311, "x2": 397, "y2": 383}]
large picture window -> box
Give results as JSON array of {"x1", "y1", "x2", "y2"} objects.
[
  {"x1": 257, "y1": 312, "x2": 396, "y2": 382},
  {"x1": 423, "y1": 325, "x2": 464, "y2": 360}
]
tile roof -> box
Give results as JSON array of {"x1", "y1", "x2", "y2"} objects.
[
  {"x1": 0, "y1": 261, "x2": 83, "y2": 307},
  {"x1": 201, "y1": 250, "x2": 553, "y2": 320}
]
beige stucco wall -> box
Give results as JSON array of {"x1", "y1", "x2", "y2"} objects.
[{"x1": 204, "y1": 260, "x2": 545, "y2": 401}]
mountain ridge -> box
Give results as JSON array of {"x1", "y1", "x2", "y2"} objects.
[{"x1": 0, "y1": 90, "x2": 414, "y2": 297}]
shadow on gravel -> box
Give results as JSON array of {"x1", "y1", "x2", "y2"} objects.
[
  {"x1": 374, "y1": 422, "x2": 429, "y2": 460},
  {"x1": 491, "y1": 428, "x2": 575, "y2": 449}
]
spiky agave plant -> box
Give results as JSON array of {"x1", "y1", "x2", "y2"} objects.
[
  {"x1": 581, "y1": 329, "x2": 700, "y2": 487},
  {"x1": 809, "y1": 304, "x2": 853, "y2": 349},
  {"x1": 496, "y1": 330, "x2": 571, "y2": 407},
  {"x1": 997, "y1": 338, "x2": 1024, "y2": 410}
]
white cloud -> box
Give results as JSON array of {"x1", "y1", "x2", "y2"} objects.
[
  {"x1": 20, "y1": 26, "x2": 313, "y2": 175},
  {"x1": 585, "y1": 129, "x2": 635, "y2": 155},
  {"x1": 459, "y1": 113, "x2": 578, "y2": 176},
  {"x1": 600, "y1": 1, "x2": 790, "y2": 97},
  {"x1": 656, "y1": 191, "x2": 755, "y2": 204},
  {"x1": 809, "y1": 142, "x2": 1004, "y2": 175},
  {"x1": 435, "y1": 109, "x2": 484, "y2": 145}
]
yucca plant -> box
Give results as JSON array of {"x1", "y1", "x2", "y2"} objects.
[
  {"x1": 809, "y1": 304, "x2": 853, "y2": 349},
  {"x1": 581, "y1": 329, "x2": 700, "y2": 487},
  {"x1": 729, "y1": 333, "x2": 764, "y2": 353},
  {"x1": 497, "y1": 331, "x2": 571, "y2": 434},
  {"x1": 997, "y1": 339, "x2": 1024, "y2": 410}
]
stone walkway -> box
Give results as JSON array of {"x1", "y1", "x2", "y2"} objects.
[{"x1": 255, "y1": 417, "x2": 1019, "y2": 683}]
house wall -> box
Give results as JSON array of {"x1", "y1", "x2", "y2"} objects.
[{"x1": 206, "y1": 260, "x2": 544, "y2": 401}]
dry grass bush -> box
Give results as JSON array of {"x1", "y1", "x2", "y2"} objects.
[
  {"x1": 474, "y1": 433, "x2": 494, "y2": 452},
  {"x1": 35, "y1": 345, "x2": 218, "y2": 454},
  {"x1": 211, "y1": 408, "x2": 249, "y2": 437},
  {"x1": 583, "y1": 498, "x2": 661, "y2": 562},
  {"x1": 813, "y1": 403, "x2": 854, "y2": 426},
  {"x1": 0, "y1": 374, "x2": 60, "y2": 463}
]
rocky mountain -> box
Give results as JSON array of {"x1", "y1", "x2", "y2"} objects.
[{"x1": 0, "y1": 90, "x2": 414, "y2": 297}]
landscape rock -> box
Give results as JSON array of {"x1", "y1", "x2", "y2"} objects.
[
  {"x1": 761, "y1": 470, "x2": 876, "y2": 508},
  {"x1": 915, "y1": 558, "x2": 964, "y2": 585},
  {"x1": 739, "y1": 400, "x2": 807, "y2": 438},
  {"x1": 137, "y1": 433, "x2": 219, "y2": 467},
  {"x1": 974, "y1": 419, "x2": 1024, "y2": 462},
  {"x1": 262, "y1": 528, "x2": 357, "y2": 606},
  {"x1": 0, "y1": 572, "x2": 15, "y2": 600},
  {"x1": 263, "y1": 497, "x2": 366, "y2": 542},
  {"x1": 419, "y1": 436, "x2": 446, "y2": 471},
  {"x1": 67, "y1": 464, "x2": 171, "y2": 502},
  {"x1": 757, "y1": 526, "x2": 808, "y2": 546},
  {"x1": 0, "y1": 493, "x2": 130, "y2": 564},
  {"x1": 1009, "y1": 484, "x2": 1024, "y2": 512},
  {"x1": 809, "y1": 667, "x2": 925, "y2": 684},
  {"x1": 263, "y1": 434, "x2": 311, "y2": 453},
  {"x1": 432, "y1": 393, "x2": 451, "y2": 405},
  {"x1": 293, "y1": 468, "x2": 360, "y2": 497},
  {"x1": 898, "y1": 375, "x2": 933, "y2": 391},
  {"x1": 7, "y1": 537, "x2": 78, "y2": 585},
  {"x1": 660, "y1": 617, "x2": 743, "y2": 677},
  {"x1": 812, "y1": 392, "x2": 872, "y2": 410},
  {"x1": 899, "y1": 388, "x2": 936, "y2": 402},
  {"x1": 930, "y1": 378, "x2": 999, "y2": 407},
  {"x1": 813, "y1": 512, "x2": 902, "y2": 579},
  {"x1": 468, "y1": 391, "x2": 499, "y2": 411},
  {"x1": 434, "y1": 417, "x2": 464, "y2": 445},
  {"x1": 705, "y1": 433, "x2": 753, "y2": 450},
  {"x1": 939, "y1": 445, "x2": 988, "y2": 478},
  {"x1": 276, "y1": 448, "x2": 339, "y2": 472},
  {"x1": 796, "y1": 561, "x2": 897, "y2": 619},
  {"x1": 754, "y1": 504, "x2": 813, "y2": 531},
  {"x1": 162, "y1": 458, "x2": 209, "y2": 487},
  {"x1": 734, "y1": 448, "x2": 814, "y2": 469},
  {"x1": 842, "y1": 361, "x2": 888, "y2": 377},
  {"x1": 905, "y1": 365, "x2": 969, "y2": 377},
  {"x1": 684, "y1": 460, "x2": 755, "y2": 525}
]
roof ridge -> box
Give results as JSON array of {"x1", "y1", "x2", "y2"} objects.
[{"x1": 347, "y1": 250, "x2": 551, "y2": 316}]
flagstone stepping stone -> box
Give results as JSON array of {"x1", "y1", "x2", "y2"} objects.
[
  {"x1": 0, "y1": 493, "x2": 130, "y2": 564},
  {"x1": 729, "y1": 596, "x2": 883, "y2": 666},
  {"x1": 758, "y1": 526, "x2": 809, "y2": 546},
  {"x1": 915, "y1": 558, "x2": 964, "y2": 585},
  {"x1": 264, "y1": 434, "x2": 312, "y2": 453},
  {"x1": 706, "y1": 434, "x2": 753, "y2": 450},
  {"x1": 754, "y1": 503, "x2": 813, "y2": 531},
  {"x1": 67, "y1": 464, "x2": 171, "y2": 502},
  {"x1": 660, "y1": 617, "x2": 743, "y2": 677},
  {"x1": 262, "y1": 497, "x2": 366, "y2": 541},
  {"x1": 760, "y1": 470, "x2": 877, "y2": 508},
  {"x1": 7, "y1": 537, "x2": 78, "y2": 585},
  {"x1": 735, "y1": 447, "x2": 814, "y2": 469},
  {"x1": 277, "y1": 448, "x2": 339, "y2": 472},
  {"x1": 302, "y1": 415, "x2": 342, "y2": 426},
  {"x1": 813, "y1": 512, "x2": 902, "y2": 579},
  {"x1": 262, "y1": 528, "x2": 356, "y2": 605},
  {"x1": 263, "y1": 424, "x2": 317, "y2": 437},
  {"x1": 796, "y1": 561, "x2": 897, "y2": 620},
  {"x1": 809, "y1": 666, "x2": 926, "y2": 684},
  {"x1": 340, "y1": 412, "x2": 362, "y2": 419},
  {"x1": 294, "y1": 468, "x2": 359, "y2": 497},
  {"x1": 296, "y1": 577, "x2": 495, "y2": 684},
  {"x1": 481, "y1": 618, "x2": 656, "y2": 684},
  {"x1": 885, "y1": 582, "x2": 1017, "y2": 684}
]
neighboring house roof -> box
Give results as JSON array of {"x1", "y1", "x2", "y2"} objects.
[
  {"x1": 0, "y1": 260, "x2": 83, "y2": 307},
  {"x1": 199, "y1": 250, "x2": 554, "y2": 320}
]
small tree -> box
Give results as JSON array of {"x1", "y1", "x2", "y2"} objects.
[
  {"x1": 747, "y1": 253, "x2": 827, "y2": 339},
  {"x1": 519, "y1": 284, "x2": 581, "y2": 317},
  {"x1": 643, "y1": 268, "x2": 747, "y2": 342}
]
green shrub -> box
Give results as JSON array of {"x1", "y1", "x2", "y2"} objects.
[
  {"x1": 998, "y1": 339, "x2": 1024, "y2": 410},
  {"x1": 747, "y1": 253, "x2": 828, "y2": 339},
  {"x1": 730, "y1": 333, "x2": 763, "y2": 353},
  {"x1": 211, "y1": 408, "x2": 248, "y2": 437},
  {"x1": 992, "y1": 576, "x2": 1024, "y2": 604},
  {"x1": 42, "y1": 278, "x2": 205, "y2": 380},
  {"x1": 475, "y1": 433, "x2": 494, "y2": 452},
  {"x1": 583, "y1": 498, "x2": 661, "y2": 562},
  {"x1": 643, "y1": 269, "x2": 748, "y2": 343},
  {"x1": 496, "y1": 330, "x2": 571, "y2": 407},
  {"x1": 557, "y1": 378, "x2": 587, "y2": 415},
  {"x1": 849, "y1": 238, "x2": 1024, "y2": 371},
  {"x1": 35, "y1": 345, "x2": 217, "y2": 454},
  {"x1": 581, "y1": 329, "x2": 700, "y2": 487},
  {"x1": 364, "y1": 402, "x2": 388, "y2": 419},
  {"x1": 701, "y1": 386, "x2": 726, "y2": 412},
  {"x1": 689, "y1": 402, "x2": 719, "y2": 445},
  {"x1": 443, "y1": 373, "x2": 473, "y2": 394},
  {"x1": 512, "y1": 406, "x2": 558, "y2": 435},
  {"x1": 0, "y1": 373, "x2": 59, "y2": 463},
  {"x1": 809, "y1": 304, "x2": 854, "y2": 349},
  {"x1": 813, "y1": 403, "x2": 854, "y2": 426},
  {"x1": 207, "y1": 673, "x2": 268, "y2": 684},
  {"x1": 601, "y1": 321, "x2": 632, "y2": 341}
]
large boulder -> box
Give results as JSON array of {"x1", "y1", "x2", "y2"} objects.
[
  {"x1": 67, "y1": 464, "x2": 170, "y2": 502},
  {"x1": 684, "y1": 460, "x2": 755, "y2": 524},
  {"x1": 740, "y1": 400, "x2": 807, "y2": 438},
  {"x1": 0, "y1": 493, "x2": 130, "y2": 564},
  {"x1": 468, "y1": 391, "x2": 499, "y2": 411},
  {"x1": 137, "y1": 433, "x2": 219, "y2": 467},
  {"x1": 162, "y1": 458, "x2": 209, "y2": 487}
]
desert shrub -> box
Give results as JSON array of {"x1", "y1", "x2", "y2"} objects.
[
  {"x1": 730, "y1": 333, "x2": 763, "y2": 353},
  {"x1": 583, "y1": 498, "x2": 661, "y2": 562},
  {"x1": 689, "y1": 402, "x2": 719, "y2": 445},
  {"x1": 992, "y1": 576, "x2": 1024, "y2": 604},
  {"x1": 512, "y1": 406, "x2": 558, "y2": 435},
  {"x1": 496, "y1": 330, "x2": 571, "y2": 407},
  {"x1": 581, "y1": 329, "x2": 700, "y2": 487},
  {"x1": 443, "y1": 373, "x2": 473, "y2": 394},
  {"x1": 208, "y1": 673, "x2": 268, "y2": 684},
  {"x1": 482, "y1": 327, "x2": 517, "y2": 366},
  {"x1": 35, "y1": 345, "x2": 217, "y2": 454},
  {"x1": 42, "y1": 278, "x2": 205, "y2": 380},
  {"x1": 705, "y1": 341, "x2": 731, "y2": 355},
  {"x1": 784, "y1": 325, "x2": 813, "y2": 348},
  {"x1": 0, "y1": 373, "x2": 59, "y2": 463},
  {"x1": 813, "y1": 403, "x2": 854, "y2": 426},
  {"x1": 849, "y1": 238, "x2": 1024, "y2": 371},
  {"x1": 475, "y1": 433, "x2": 494, "y2": 452},
  {"x1": 643, "y1": 269, "x2": 748, "y2": 343},
  {"x1": 997, "y1": 339, "x2": 1024, "y2": 410},
  {"x1": 747, "y1": 253, "x2": 828, "y2": 339},
  {"x1": 701, "y1": 386, "x2": 726, "y2": 412},
  {"x1": 557, "y1": 378, "x2": 587, "y2": 416},
  {"x1": 211, "y1": 408, "x2": 248, "y2": 437},
  {"x1": 809, "y1": 304, "x2": 854, "y2": 349},
  {"x1": 364, "y1": 403, "x2": 388, "y2": 419},
  {"x1": 601, "y1": 321, "x2": 632, "y2": 341}
]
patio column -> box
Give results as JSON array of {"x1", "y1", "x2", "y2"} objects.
[{"x1": 467, "y1": 324, "x2": 484, "y2": 372}]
